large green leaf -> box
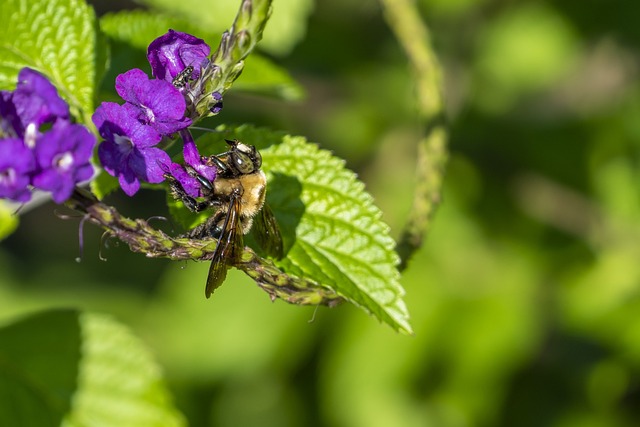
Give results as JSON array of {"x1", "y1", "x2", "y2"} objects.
[
  {"x1": 100, "y1": 10, "x2": 221, "y2": 52},
  {"x1": 187, "y1": 126, "x2": 412, "y2": 334},
  {"x1": 0, "y1": 309, "x2": 185, "y2": 427},
  {"x1": 0, "y1": 0, "x2": 105, "y2": 125}
]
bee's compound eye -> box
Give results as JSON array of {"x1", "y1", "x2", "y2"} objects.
[{"x1": 233, "y1": 152, "x2": 255, "y2": 174}]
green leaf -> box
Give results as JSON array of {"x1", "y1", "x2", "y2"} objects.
[
  {"x1": 90, "y1": 169, "x2": 120, "y2": 200},
  {"x1": 100, "y1": 10, "x2": 221, "y2": 52},
  {"x1": 0, "y1": 201, "x2": 18, "y2": 241},
  {"x1": 236, "y1": 54, "x2": 305, "y2": 101},
  {"x1": 191, "y1": 126, "x2": 412, "y2": 334},
  {"x1": 0, "y1": 309, "x2": 185, "y2": 427},
  {"x1": 0, "y1": 0, "x2": 105, "y2": 125}
]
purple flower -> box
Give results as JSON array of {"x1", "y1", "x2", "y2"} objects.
[
  {"x1": 115, "y1": 68, "x2": 191, "y2": 136},
  {"x1": 0, "y1": 138, "x2": 35, "y2": 202},
  {"x1": 12, "y1": 68, "x2": 69, "y2": 136},
  {"x1": 31, "y1": 122, "x2": 96, "y2": 203},
  {"x1": 210, "y1": 92, "x2": 223, "y2": 115},
  {"x1": 147, "y1": 30, "x2": 210, "y2": 83},
  {"x1": 93, "y1": 102, "x2": 170, "y2": 196}
]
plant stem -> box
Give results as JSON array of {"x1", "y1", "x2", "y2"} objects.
[
  {"x1": 379, "y1": 0, "x2": 449, "y2": 270},
  {"x1": 66, "y1": 187, "x2": 342, "y2": 306}
]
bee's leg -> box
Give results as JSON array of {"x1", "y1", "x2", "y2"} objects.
[
  {"x1": 184, "y1": 211, "x2": 226, "y2": 240},
  {"x1": 164, "y1": 172, "x2": 210, "y2": 213}
]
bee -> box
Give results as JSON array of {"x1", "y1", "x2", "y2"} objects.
[
  {"x1": 166, "y1": 139, "x2": 283, "y2": 297},
  {"x1": 172, "y1": 65, "x2": 194, "y2": 88}
]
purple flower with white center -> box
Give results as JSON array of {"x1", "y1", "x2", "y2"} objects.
[
  {"x1": 31, "y1": 122, "x2": 96, "y2": 203},
  {"x1": 115, "y1": 68, "x2": 191, "y2": 136},
  {"x1": 0, "y1": 138, "x2": 35, "y2": 202},
  {"x1": 147, "y1": 30, "x2": 210, "y2": 83},
  {"x1": 12, "y1": 68, "x2": 70, "y2": 137},
  {"x1": 93, "y1": 102, "x2": 170, "y2": 196},
  {"x1": 180, "y1": 129, "x2": 216, "y2": 183}
]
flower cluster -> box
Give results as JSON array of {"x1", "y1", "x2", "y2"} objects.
[
  {"x1": 93, "y1": 30, "x2": 221, "y2": 197},
  {"x1": 0, "y1": 68, "x2": 96, "y2": 204}
]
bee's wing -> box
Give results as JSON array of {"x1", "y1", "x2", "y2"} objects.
[
  {"x1": 205, "y1": 194, "x2": 243, "y2": 298},
  {"x1": 253, "y1": 202, "x2": 284, "y2": 260}
]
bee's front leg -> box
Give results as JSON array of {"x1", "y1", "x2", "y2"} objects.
[{"x1": 164, "y1": 173, "x2": 210, "y2": 213}]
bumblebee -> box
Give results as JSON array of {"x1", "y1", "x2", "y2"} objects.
[{"x1": 166, "y1": 139, "x2": 283, "y2": 297}]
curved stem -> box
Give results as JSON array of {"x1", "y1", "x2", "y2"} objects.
[
  {"x1": 66, "y1": 187, "x2": 342, "y2": 306},
  {"x1": 379, "y1": 0, "x2": 449, "y2": 271}
]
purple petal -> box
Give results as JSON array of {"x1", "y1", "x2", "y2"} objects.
[
  {"x1": 31, "y1": 168, "x2": 76, "y2": 203},
  {"x1": 118, "y1": 167, "x2": 141, "y2": 196},
  {"x1": 168, "y1": 162, "x2": 200, "y2": 198},
  {"x1": 181, "y1": 130, "x2": 216, "y2": 182},
  {"x1": 98, "y1": 139, "x2": 129, "y2": 177},
  {"x1": 31, "y1": 122, "x2": 96, "y2": 203},
  {"x1": 74, "y1": 163, "x2": 95, "y2": 183},
  {"x1": 93, "y1": 102, "x2": 162, "y2": 149},
  {"x1": 210, "y1": 92, "x2": 223, "y2": 115},
  {"x1": 137, "y1": 147, "x2": 171, "y2": 183},
  {"x1": 147, "y1": 30, "x2": 210, "y2": 82},
  {"x1": 0, "y1": 138, "x2": 34, "y2": 202},
  {"x1": 34, "y1": 123, "x2": 96, "y2": 171},
  {"x1": 12, "y1": 68, "x2": 69, "y2": 130},
  {"x1": 115, "y1": 69, "x2": 191, "y2": 135},
  {"x1": 0, "y1": 91, "x2": 22, "y2": 137}
]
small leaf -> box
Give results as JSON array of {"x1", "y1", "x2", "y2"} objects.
[
  {"x1": 0, "y1": 309, "x2": 186, "y2": 427},
  {"x1": 0, "y1": 0, "x2": 105, "y2": 125},
  {"x1": 100, "y1": 10, "x2": 221, "y2": 52},
  {"x1": 193, "y1": 126, "x2": 412, "y2": 334},
  {"x1": 90, "y1": 169, "x2": 120, "y2": 200},
  {"x1": 0, "y1": 201, "x2": 18, "y2": 240}
]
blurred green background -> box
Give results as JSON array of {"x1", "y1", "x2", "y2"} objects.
[{"x1": 2, "y1": 0, "x2": 640, "y2": 425}]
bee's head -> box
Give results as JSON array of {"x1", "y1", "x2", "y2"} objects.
[{"x1": 225, "y1": 139, "x2": 262, "y2": 175}]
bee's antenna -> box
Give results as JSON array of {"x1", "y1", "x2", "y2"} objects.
[
  {"x1": 188, "y1": 126, "x2": 223, "y2": 133},
  {"x1": 224, "y1": 139, "x2": 238, "y2": 146}
]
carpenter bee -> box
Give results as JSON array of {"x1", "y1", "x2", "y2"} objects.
[{"x1": 166, "y1": 139, "x2": 283, "y2": 297}]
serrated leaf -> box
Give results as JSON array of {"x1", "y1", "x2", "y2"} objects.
[
  {"x1": 0, "y1": 309, "x2": 185, "y2": 427},
  {"x1": 100, "y1": 10, "x2": 221, "y2": 52},
  {"x1": 0, "y1": 0, "x2": 105, "y2": 125},
  {"x1": 0, "y1": 201, "x2": 18, "y2": 241},
  {"x1": 191, "y1": 126, "x2": 412, "y2": 334}
]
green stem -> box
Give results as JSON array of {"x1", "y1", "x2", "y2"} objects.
[
  {"x1": 379, "y1": 0, "x2": 449, "y2": 270},
  {"x1": 195, "y1": 0, "x2": 273, "y2": 116}
]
